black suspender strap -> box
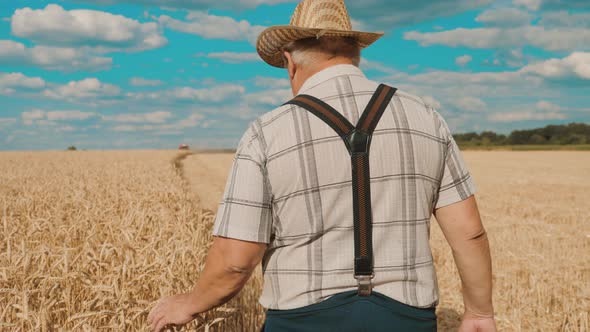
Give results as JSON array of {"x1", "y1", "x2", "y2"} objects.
[{"x1": 284, "y1": 84, "x2": 397, "y2": 296}]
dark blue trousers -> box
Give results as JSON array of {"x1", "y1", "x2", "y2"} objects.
[{"x1": 262, "y1": 291, "x2": 437, "y2": 332}]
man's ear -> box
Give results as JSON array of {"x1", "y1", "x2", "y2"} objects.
[{"x1": 284, "y1": 51, "x2": 296, "y2": 80}]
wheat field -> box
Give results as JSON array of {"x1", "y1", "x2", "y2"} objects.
[{"x1": 0, "y1": 150, "x2": 588, "y2": 331}]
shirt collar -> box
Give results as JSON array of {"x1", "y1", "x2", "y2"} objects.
[{"x1": 298, "y1": 64, "x2": 366, "y2": 94}]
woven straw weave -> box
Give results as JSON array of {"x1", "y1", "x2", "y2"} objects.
[{"x1": 256, "y1": 0, "x2": 384, "y2": 68}]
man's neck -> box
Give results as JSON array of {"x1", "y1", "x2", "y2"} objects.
[
  {"x1": 309, "y1": 57, "x2": 354, "y2": 75},
  {"x1": 294, "y1": 58, "x2": 355, "y2": 95}
]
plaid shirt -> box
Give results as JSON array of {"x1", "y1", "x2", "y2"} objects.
[{"x1": 212, "y1": 64, "x2": 476, "y2": 310}]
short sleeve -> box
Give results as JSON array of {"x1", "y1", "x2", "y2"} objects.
[
  {"x1": 433, "y1": 112, "x2": 477, "y2": 210},
  {"x1": 212, "y1": 121, "x2": 273, "y2": 243}
]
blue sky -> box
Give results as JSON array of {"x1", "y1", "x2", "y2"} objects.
[{"x1": 0, "y1": 0, "x2": 589, "y2": 150}]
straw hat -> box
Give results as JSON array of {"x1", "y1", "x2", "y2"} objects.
[{"x1": 256, "y1": 0, "x2": 384, "y2": 68}]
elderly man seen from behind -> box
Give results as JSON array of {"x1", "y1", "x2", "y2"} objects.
[{"x1": 148, "y1": 0, "x2": 497, "y2": 331}]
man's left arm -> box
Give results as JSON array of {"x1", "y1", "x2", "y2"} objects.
[{"x1": 148, "y1": 237, "x2": 267, "y2": 332}]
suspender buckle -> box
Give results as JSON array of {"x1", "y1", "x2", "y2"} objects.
[
  {"x1": 355, "y1": 274, "x2": 374, "y2": 297},
  {"x1": 345, "y1": 129, "x2": 371, "y2": 156}
]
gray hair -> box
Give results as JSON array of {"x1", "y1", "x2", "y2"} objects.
[{"x1": 282, "y1": 36, "x2": 361, "y2": 68}]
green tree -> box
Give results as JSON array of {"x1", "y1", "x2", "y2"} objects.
[
  {"x1": 454, "y1": 122, "x2": 589, "y2": 147},
  {"x1": 508, "y1": 130, "x2": 530, "y2": 145},
  {"x1": 529, "y1": 134, "x2": 547, "y2": 145},
  {"x1": 563, "y1": 134, "x2": 587, "y2": 145}
]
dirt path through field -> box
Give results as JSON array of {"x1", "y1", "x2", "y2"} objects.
[
  {"x1": 182, "y1": 152, "x2": 235, "y2": 212},
  {"x1": 171, "y1": 151, "x2": 194, "y2": 182}
]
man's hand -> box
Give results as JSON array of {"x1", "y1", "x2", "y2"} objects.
[
  {"x1": 147, "y1": 237, "x2": 266, "y2": 331},
  {"x1": 458, "y1": 316, "x2": 497, "y2": 332},
  {"x1": 148, "y1": 293, "x2": 197, "y2": 332}
]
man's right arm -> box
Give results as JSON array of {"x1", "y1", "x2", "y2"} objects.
[{"x1": 433, "y1": 195, "x2": 497, "y2": 331}]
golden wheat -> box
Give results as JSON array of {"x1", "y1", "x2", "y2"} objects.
[{"x1": 0, "y1": 150, "x2": 588, "y2": 331}]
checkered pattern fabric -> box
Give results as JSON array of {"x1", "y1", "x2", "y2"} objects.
[{"x1": 212, "y1": 64, "x2": 476, "y2": 310}]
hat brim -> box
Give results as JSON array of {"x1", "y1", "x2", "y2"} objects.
[{"x1": 256, "y1": 25, "x2": 384, "y2": 68}]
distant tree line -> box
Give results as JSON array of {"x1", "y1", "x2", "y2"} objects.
[{"x1": 453, "y1": 123, "x2": 590, "y2": 146}]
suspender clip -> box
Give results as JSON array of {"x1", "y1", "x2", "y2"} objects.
[
  {"x1": 355, "y1": 274, "x2": 374, "y2": 297},
  {"x1": 345, "y1": 129, "x2": 371, "y2": 156}
]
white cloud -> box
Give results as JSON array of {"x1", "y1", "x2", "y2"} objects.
[
  {"x1": 0, "y1": 40, "x2": 112, "y2": 71},
  {"x1": 375, "y1": 51, "x2": 590, "y2": 134},
  {"x1": 22, "y1": 109, "x2": 47, "y2": 125},
  {"x1": 391, "y1": 74, "x2": 518, "y2": 103},
  {"x1": 30, "y1": 46, "x2": 112, "y2": 71},
  {"x1": 111, "y1": 124, "x2": 155, "y2": 132},
  {"x1": 177, "y1": 113, "x2": 203, "y2": 128},
  {"x1": 129, "y1": 77, "x2": 164, "y2": 87},
  {"x1": 406, "y1": 28, "x2": 501, "y2": 48},
  {"x1": 157, "y1": 12, "x2": 265, "y2": 44},
  {"x1": 125, "y1": 84, "x2": 246, "y2": 105},
  {"x1": 488, "y1": 110, "x2": 567, "y2": 122},
  {"x1": 111, "y1": 113, "x2": 204, "y2": 132},
  {"x1": 43, "y1": 78, "x2": 121, "y2": 101},
  {"x1": 489, "y1": 59, "x2": 502, "y2": 66},
  {"x1": 513, "y1": 0, "x2": 590, "y2": 10},
  {"x1": 80, "y1": 0, "x2": 498, "y2": 30},
  {"x1": 0, "y1": 118, "x2": 17, "y2": 126},
  {"x1": 350, "y1": 18, "x2": 367, "y2": 31},
  {"x1": 536, "y1": 101, "x2": 562, "y2": 111},
  {"x1": 476, "y1": 7, "x2": 533, "y2": 27},
  {"x1": 204, "y1": 52, "x2": 260, "y2": 64},
  {"x1": 392, "y1": 70, "x2": 523, "y2": 86},
  {"x1": 539, "y1": 11, "x2": 590, "y2": 28},
  {"x1": 451, "y1": 96, "x2": 487, "y2": 112},
  {"x1": 404, "y1": 26, "x2": 590, "y2": 52},
  {"x1": 253, "y1": 76, "x2": 290, "y2": 88},
  {"x1": 347, "y1": 0, "x2": 494, "y2": 29},
  {"x1": 171, "y1": 85, "x2": 246, "y2": 102},
  {"x1": 455, "y1": 55, "x2": 473, "y2": 66},
  {"x1": 361, "y1": 58, "x2": 398, "y2": 74},
  {"x1": 486, "y1": 49, "x2": 528, "y2": 68},
  {"x1": 73, "y1": 0, "x2": 295, "y2": 10},
  {"x1": 421, "y1": 95, "x2": 442, "y2": 109},
  {"x1": 513, "y1": 0, "x2": 542, "y2": 10},
  {"x1": 0, "y1": 40, "x2": 25, "y2": 58},
  {"x1": 57, "y1": 125, "x2": 76, "y2": 132},
  {"x1": 47, "y1": 110, "x2": 96, "y2": 121},
  {"x1": 21, "y1": 109, "x2": 96, "y2": 125},
  {"x1": 128, "y1": 84, "x2": 246, "y2": 103},
  {"x1": 103, "y1": 111, "x2": 172, "y2": 124},
  {"x1": 0, "y1": 72, "x2": 45, "y2": 89},
  {"x1": 0, "y1": 72, "x2": 45, "y2": 95},
  {"x1": 245, "y1": 88, "x2": 293, "y2": 107},
  {"x1": 11, "y1": 4, "x2": 167, "y2": 51},
  {"x1": 521, "y1": 52, "x2": 590, "y2": 80}
]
